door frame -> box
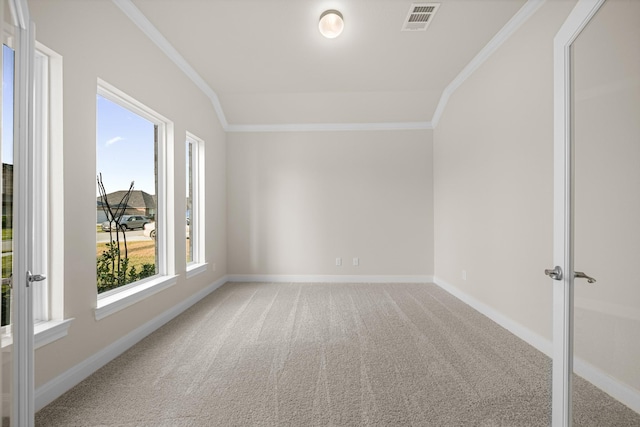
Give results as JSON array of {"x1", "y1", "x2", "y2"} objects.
[
  {"x1": 5, "y1": 0, "x2": 34, "y2": 425},
  {"x1": 552, "y1": 0, "x2": 605, "y2": 426}
]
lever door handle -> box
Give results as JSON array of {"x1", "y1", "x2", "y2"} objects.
[{"x1": 574, "y1": 271, "x2": 596, "y2": 284}]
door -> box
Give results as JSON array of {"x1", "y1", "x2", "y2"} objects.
[
  {"x1": 1, "y1": 0, "x2": 35, "y2": 425},
  {"x1": 552, "y1": 0, "x2": 640, "y2": 425}
]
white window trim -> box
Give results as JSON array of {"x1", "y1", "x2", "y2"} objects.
[
  {"x1": 1, "y1": 317, "x2": 73, "y2": 350},
  {"x1": 0, "y1": 37, "x2": 68, "y2": 343},
  {"x1": 95, "y1": 79, "x2": 175, "y2": 320},
  {"x1": 30, "y1": 41, "x2": 68, "y2": 339},
  {"x1": 186, "y1": 132, "x2": 205, "y2": 271}
]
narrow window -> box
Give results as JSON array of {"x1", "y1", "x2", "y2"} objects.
[
  {"x1": 1, "y1": 43, "x2": 14, "y2": 328},
  {"x1": 186, "y1": 133, "x2": 204, "y2": 268}
]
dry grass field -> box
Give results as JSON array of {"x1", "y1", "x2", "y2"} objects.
[
  {"x1": 96, "y1": 241, "x2": 156, "y2": 271},
  {"x1": 96, "y1": 240, "x2": 191, "y2": 271}
]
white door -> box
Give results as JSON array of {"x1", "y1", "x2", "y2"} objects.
[
  {"x1": 552, "y1": 0, "x2": 640, "y2": 425},
  {"x1": 1, "y1": 0, "x2": 35, "y2": 425}
]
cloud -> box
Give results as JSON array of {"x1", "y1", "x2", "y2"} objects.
[{"x1": 105, "y1": 136, "x2": 124, "y2": 146}]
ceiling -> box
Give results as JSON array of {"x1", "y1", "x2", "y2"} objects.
[{"x1": 128, "y1": 0, "x2": 528, "y2": 128}]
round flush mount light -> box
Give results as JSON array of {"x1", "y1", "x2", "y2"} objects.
[{"x1": 319, "y1": 10, "x2": 344, "y2": 39}]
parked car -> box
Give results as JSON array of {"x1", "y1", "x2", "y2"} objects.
[
  {"x1": 143, "y1": 221, "x2": 190, "y2": 240},
  {"x1": 143, "y1": 222, "x2": 156, "y2": 239},
  {"x1": 101, "y1": 215, "x2": 149, "y2": 232}
]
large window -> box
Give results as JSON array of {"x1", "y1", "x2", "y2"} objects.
[
  {"x1": 96, "y1": 83, "x2": 173, "y2": 297},
  {"x1": 186, "y1": 133, "x2": 204, "y2": 269}
]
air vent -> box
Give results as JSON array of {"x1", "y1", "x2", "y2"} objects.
[{"x1": 402, "y1": 3, "x2": 440, "y2": 31}]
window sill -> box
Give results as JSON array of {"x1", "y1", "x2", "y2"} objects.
[
  {"x1": 186, "y1": 262, "x2": 208, "y2": 279},
  {"x1": 35, "y1": 318, "x2": 74, "y2": 349},
  {"x1": 95, "y1": 275, "x2": 178, "y2": 321},
  {"x1": 1, "y1": 318, "x2": 74, "y2": 349}
]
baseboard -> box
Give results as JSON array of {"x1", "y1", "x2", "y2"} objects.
[
  {"x1": 432, "y1": 277, "x2": 552, "y2": 357},
  {"x1": 34, "y1": 275, "x2": 229, "y2": 412},
  {"x1": 227, "y1": 274, "x2": 433, "y2": 284},
  {"x1": 432, "y1": 276, "x2": 640, "y2": 415}
]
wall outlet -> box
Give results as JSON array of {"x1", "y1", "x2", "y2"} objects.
[
  {"x1": 336, "y1": 257, "x2": 342, "y2": 266},
  {"x1": 212, "y1": 263, "x2": 216, "y2": 271},
  {"x1": 353, "y1": 257, "x2": 359, "y2": 266},
  {"x1": 462, "y1": 270, "x2": 467, "y2": 280}
]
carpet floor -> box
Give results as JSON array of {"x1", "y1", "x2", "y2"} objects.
[{"x1": 35, "y1": 282, "x2": 640, "y2": 426}]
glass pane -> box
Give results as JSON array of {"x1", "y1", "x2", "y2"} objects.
[
  {"x1": 1, "y1": 39, "x2": 14, "y2": 425},
  {"x1": 186, "y1": 141, "x2": 193, "y2": 264},
  {"x1": 96, "y1": 95, "x2": 158, "y2": 294},
  {"x1": 572, "y1": 0, "x2": 640, "y2": 422},
  {"x1": 1, "y1": 43, "x2": 13, "y2": 328}
]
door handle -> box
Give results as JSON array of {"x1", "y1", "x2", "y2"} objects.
[
  {"x1": 544, "y1": 266, "x2": 563, "y2": 281},
  {"x1": 574, "y1": 271, "x2": 596, "y2": 284}
]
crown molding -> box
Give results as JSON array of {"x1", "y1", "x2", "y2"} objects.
[
  {"x1": 111, "y1": 0, "x2": 229, "y2": 129},
  {"x1": 431, "y1": 0, "x2": 546, "y2": 128},
  {"x1": 227, "y1": 121, "x2": 433, "y2": 133},
  {"x1": 113, "y1": 0, "x2": 543, "y2": 133}
]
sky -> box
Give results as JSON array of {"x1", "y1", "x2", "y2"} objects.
[
  {"x1": 96, "y1": 95, "x2": 156, "y2": 196},
  {"x1": 2, "y1": 44, "x2": 14, "y2": 166}
]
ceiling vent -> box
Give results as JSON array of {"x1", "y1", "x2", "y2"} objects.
[{"x1": 402, "y1": 3, "x2": 440, "y2": 32}]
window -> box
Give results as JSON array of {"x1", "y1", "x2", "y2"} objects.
[
  {"x1": 1, "y1": 37, "x2": 68, "y2": 345},
  {"x1": 186, "y1": 133, "x2": 205, "y2": 274},
  {"x1": 32, "y1": 42, "x2": 69, "y2": 345},
  {"x1": 1, "y1": 43, "x2": 15, "y2": 329},
  {"x1": 95, "y1": 80, "x2": 175, "y2": 319}
]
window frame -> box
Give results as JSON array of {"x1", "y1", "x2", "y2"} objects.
[
  {"x1": 0, "y1": 35, "x2": 71, "y2": 346},
  {"x1": 95, "y1": 79, "x2": 176, "y2": 320},
  {"x1": 185, "y1": 132, "x2": 205, "y2": 276}
]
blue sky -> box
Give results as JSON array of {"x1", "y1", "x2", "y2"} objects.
[
  {"x1": 2, "y1": 44, "x2": 14, "y2": 166},
  {"x1": 96, "y1": 95, "x2": 156, "y2": 196}
]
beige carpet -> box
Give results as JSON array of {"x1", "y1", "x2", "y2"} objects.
[{"x1": 36, "y1": 282, "x2": 640, "y2": 426}]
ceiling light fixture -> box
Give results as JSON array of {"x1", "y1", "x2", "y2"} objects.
[{"x1": 319, "y1": 10, "x2": 344, "y2": 39}]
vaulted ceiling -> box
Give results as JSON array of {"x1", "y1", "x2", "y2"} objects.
[{"x1": 127, "y1": 0, "x2": 529, "y2": 128}]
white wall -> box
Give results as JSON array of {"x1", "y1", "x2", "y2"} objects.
[
  {"x1": 434, "y1": 1, "x2": 577, "y2": 343},
  {"x1": 29, "y1": 0, "x2": 227, "y2": 388},
  {"x1": 227, "y1": 130, "x2": 433, "y2": 277}
]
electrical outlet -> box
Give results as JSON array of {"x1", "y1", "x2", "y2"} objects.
[
  {"x1": 462, "y1": 270, "x2": 467, "y2": 280},
  {"x1": 336, "y1": 257, "x2": 342, "y2": 266},
  {"x1": 212, "y1": 263, "x2": 216, "y2": 271},
  {"x1": 353, "y1": 257, "x2": 359, "y2": 266}
]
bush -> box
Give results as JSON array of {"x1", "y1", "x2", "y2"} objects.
[{"x1": 97, "y1": 242, "x2": 155, "y2": 293}]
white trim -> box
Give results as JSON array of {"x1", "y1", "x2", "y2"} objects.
[
  {"x1": 433, "y1": 277, "x2": 552, "y2": 356},
  {"x1": 36, "y1": 275, "x2": 229, "y2": 412},
  {"x1": 111, "y1": 0, "x2": 543, "y2": 132},
  {"x1": 95, "y1": 275, "x2": 178, "y2": 321},
  {"x1": 553, "y1": 1, "x2": 606, "y2": 426},
  {"x1": 573, "y1": 358, "x2": 640, "y2": 415},
  {"x1": 227, "y1": 274, "x2": 433, "y2": 284},
  {"x1": 12, "y1": 0, "x2": 28, "y2": 30},
  {"x1": 431, "y1": 0, "x2": 546, "y2": 127},
  {"x1": 11, "y1": 10, "x2": 36, "y2": 425},
  {"x1": 432, "y1": 277, "x2": 640, "y2": 416},
  {"x1": 226, "y1": 122, "x2": 433, "y2": 133},
  {"x1": 34, "y1": 319, "x2": 73, "y2": 349},
  {"x1": 110, "y1": 0, "x2": 228, "y2": 130}
]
